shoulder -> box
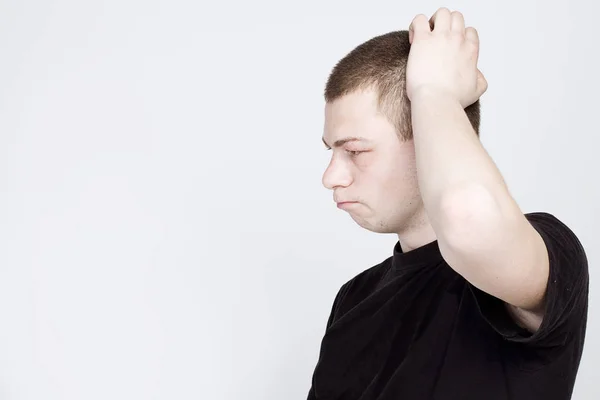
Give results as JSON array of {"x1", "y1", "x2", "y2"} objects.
[
  {"x1": 331, "y1": 257, "x2": 394, "y2": 315},
  {"x1": 341, "y1": 256, "x2": 393, "y2": 290}
]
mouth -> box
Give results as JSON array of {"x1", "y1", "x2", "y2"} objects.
[{"x1": 337, "y1": 201, "x2": 359, "y2": 209}]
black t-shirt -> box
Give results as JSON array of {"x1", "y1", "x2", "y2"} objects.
[{"x1": 307, "y1": 212, "x2": 589, "y2": 399}]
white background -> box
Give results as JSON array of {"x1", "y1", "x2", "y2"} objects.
[{"x1": 0, "y1": 0, "x2": 598, "y2": 398}]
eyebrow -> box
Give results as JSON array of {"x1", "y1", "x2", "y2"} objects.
[{"x1": 322, "y1": 136, "x2": 370, "y2": 149}]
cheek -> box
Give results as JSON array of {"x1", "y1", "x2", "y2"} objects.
[
  {"x1": 369, "y1": 156, "x2": 403, "y2": 187},
  {"x1": 380, "y1": 163, "x2": 418, "y2": 202},
  {"x1": 355, "y1": 154, "x2": 417, "y2": 199},
  {"x1": 354, "y1": 151, "x2": 388, "y2": 174},
  {"x1": 352, "y1": 153, "x2": 373, "y2": 170},
  {"x1": 358, "y1": 169, "x2": 402, "y2": 205}
]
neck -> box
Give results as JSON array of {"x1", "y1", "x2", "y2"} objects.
[{"x1": 396, "y1": 207, "x2": 437, "y2": 252}]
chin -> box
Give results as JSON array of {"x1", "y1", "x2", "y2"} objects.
[{"x1": 351, "y1": 215, "x2": 397, "y2": 234}]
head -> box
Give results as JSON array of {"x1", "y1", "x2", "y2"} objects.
[{"x1": 322, "y1": 30, "x2": 480, "y2": 236}]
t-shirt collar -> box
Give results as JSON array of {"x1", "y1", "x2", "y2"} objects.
[{"x1": 392, "y1": 239, "x2": 444, "y2": 271}]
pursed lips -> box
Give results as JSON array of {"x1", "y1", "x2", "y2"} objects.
[{"x1": 336, "y1": 200, "x2": 359, "y2": 208}]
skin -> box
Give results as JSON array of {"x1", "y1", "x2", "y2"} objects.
[
  {"x1": 322, "y1": 88, "x2": 436, "y2": 253},
  {"x1": 322, "y1": 7, "x2": 550, "y2": 333}
]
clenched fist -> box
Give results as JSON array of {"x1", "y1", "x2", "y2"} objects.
[{"x1": 406, "y1": 8, "x2": 488, "y2": 108}]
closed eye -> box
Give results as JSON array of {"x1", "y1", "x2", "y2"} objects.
[{"x1": 324, "y1": 148, "x2": 365, "y2": 157}]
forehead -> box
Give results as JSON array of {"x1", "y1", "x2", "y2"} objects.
[{"x1": 323, "y1": 89, "x2": 392, "y2": 141}]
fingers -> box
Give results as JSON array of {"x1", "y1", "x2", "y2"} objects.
[
  {"x1": 450, "y1": 11, "x2": 465, "y2": 34},
  {"x1": 465, "y1": 27, "x2": 479, "y2": 44},
  {"x1": 409, "y1": 13, "x2": 430, "y2": 43},
  {"x1": 465, "y1": 27, "x2": 480, "y2": 60},
  {"x1": 425, "y1": 8, "x2": 467, "y2": 35},
  {"x1": 429, "y1": 7, "x2": 452, "y2": 31},
  {"x1": 409, "y1": 14, "x2": 430, "y2": 35},
  {"x1": 411, "y1": 9, "x2": 479, "y2": 47}
]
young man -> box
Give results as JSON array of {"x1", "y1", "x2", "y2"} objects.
[{"x1": 308, "y1": 8, "x2": 589, "y2": 400}]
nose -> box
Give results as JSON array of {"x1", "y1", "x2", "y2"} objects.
[{"x1": 322, "y1": 155, "x2": 352, "y2": 190}]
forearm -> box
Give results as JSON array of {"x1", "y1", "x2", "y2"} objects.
[{"x1": 410, "y1": 88, "x2": 516, "y2": 230}]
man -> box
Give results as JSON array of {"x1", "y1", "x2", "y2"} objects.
[{"x1": 307, "y1": 8, "x2": 589, "y2": 400}]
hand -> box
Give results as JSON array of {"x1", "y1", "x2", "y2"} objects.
[{"x1": 406, "y1": 8, "x2": 488, "y2": 108}]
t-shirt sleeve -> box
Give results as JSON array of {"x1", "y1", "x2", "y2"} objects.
[{"x1": 469, "y1": 211, "x2": 589, "y2": 349}]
